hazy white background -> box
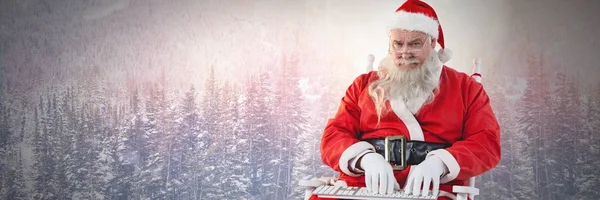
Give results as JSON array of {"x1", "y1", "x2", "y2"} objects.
[
  {"x1": 3, "y1": 0, "x2": 598, "y2": 102},
  {"x1": 1, "y1": 0, "x2": 600, "y2": 199}
]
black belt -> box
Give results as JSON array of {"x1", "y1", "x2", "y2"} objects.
[{"x1": 363, "y1": 136, "x2": 450, "y2": 170}]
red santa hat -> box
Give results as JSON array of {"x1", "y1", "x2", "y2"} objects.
[{"x1": 387, "y1": 0, "x2": 452, "y2": 63}]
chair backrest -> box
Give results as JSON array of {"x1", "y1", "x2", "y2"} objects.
[
  {"x1": 471, "y1": 58, "x2": 482, "y2": 83},
  {"x1": 466, "y1": 57, "x2": 482, "y2": 200}
]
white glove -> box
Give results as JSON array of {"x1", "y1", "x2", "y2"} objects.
[
  {"x1": 359, "y1": 153, "x2": 400, "y2": 195},
  {"x1": 404, "y1": 155, "x2": 447, "y2": 196}
]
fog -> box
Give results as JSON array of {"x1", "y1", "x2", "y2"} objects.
[{"x1": 2, "y1": 0, "x2": 598, "y2": 103}]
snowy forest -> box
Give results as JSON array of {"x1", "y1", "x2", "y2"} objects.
[
  {"x1": 1, "y1": 51, "x2": 344, "y2": 199},
  {"x1": 2, "y1": 0, "x2": 600, "y2": 199},
  {"x1": 2, "y1": 51, "x2": 600, "y2": 200}
]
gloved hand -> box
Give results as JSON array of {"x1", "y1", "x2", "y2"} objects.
[
  {"x1": 404, "y1": 155, "x2": 447, "y2": 196},
  {"x1": 359, "y1": 153, "x2": 400, "y2": 195}
]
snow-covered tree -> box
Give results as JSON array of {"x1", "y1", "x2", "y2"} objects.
[
  {"x1": 545, "y1": 73, "x2": 580, "y2": 199},
  {"x1": 207, "y1": 82, "x2": 252, "y2": 199},
  {"x1": 199, "y1": 65, "x2": 224, "y2": 199},
  {"x1": 273, "y1": 47, "x2": 310, "y2": 199},
  {"x1": 573, "y1": 84, "x2": 600, "y2": 199},
  {"x1": 515, "y1": 51, "x2": 553, "y2": 199},
  {"x1": 244, "y1": 72, "x2": 278, "y2": 199},
  {"x1": 66, "y1": 88, "x2": 106, "y2": 200},
  {"x1": 104, "y1": 103, "x2": 134, "y2": 200},
  {"x1": 477, "y1": 61, "x2": 536, "y2": 200},
  {"x1": 31, "y1": 96, "x2": 58, "y2": 199},
  {"x1": 138, "y1": 84, "x2": 167, "y2": 199},
  {"x1": 176, "y1": 85, "x2": 206, "y2": 200},
  {"x1": 109, "y1": 88, "x2": 146, "y2": 199},
  {"x1": 0, "y1": 96, "x2": 27, "y2": 200}
]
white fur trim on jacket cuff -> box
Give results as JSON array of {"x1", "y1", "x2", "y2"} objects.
[
  {"x1": 428, "y1": 149, "x2": 460, "y2": 183},
  {"x1": 339, "y1": 141, "x2": 376, "y2": 177},
  {"x1": 349, "y1": 149, "x2": 375, "y2": 174}
]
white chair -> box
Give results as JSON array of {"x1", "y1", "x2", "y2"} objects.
[
  {"x1": 452, "y1": 58, "x2": 483, "y2": 200},
  {"x1": 299, "y1": 57, "x2": 484, "y2": 200}
]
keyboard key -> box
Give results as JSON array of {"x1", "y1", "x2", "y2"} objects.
[{"x1": 313, "y1": 185, "x2": 437, "y2": 200}]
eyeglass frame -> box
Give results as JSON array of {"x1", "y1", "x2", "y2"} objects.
[{"x1": 388, "y1": 36, "x2": 433, "y2": 55}]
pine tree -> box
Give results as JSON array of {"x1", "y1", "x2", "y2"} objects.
[
  {"x1": 224, "y1": 83, "x2": 252, "y2": 199},
  {"x1": 48, "y1": 93, "x2": 72, "y2": 199},
  {"x1": 0, "y1": 96, "x2": 27, "y2": 200},
  {"x1": 156, "y1": 84, "x2": 181, "y2": 200},
  {"x1": 0, "y1": 94, "x2": 8, "y2": 157},
  {"x1": 313, "y1": 75, "x2": 347, "y2": 177},
  {"x1": 104, "y1": 103, "x2": 134, "y2": 200},
  {"x1": 273, "y1": 47, "x2": 310, "y2": 199},
  {"x1": 201, "y1": 65, "x2": 220, "y2": 143},
  {"x1": 76, "y1": 100, "x2": 110, "y2": 200},
  {"x1": 516, "y1": 51, "x2": 551, "y2": 199},
  {"x1": 79, "y1": 77, "x2": 117, "y2": 199},
  {"x1": 150, "y1": 80, "x2": 178, "y2": 199},
  {"x1": 291, "y1": 71, "x2": 351, "y2": 200},
  {"x1": 31, "y1": 96, "x2": 59, "y2": 199},
  {"x1": 0, "y1": 91, "x2": 8, "y2": 197},
  {"x1": 66, "y1": 89, "x2": 93, "y2": 199},
  {"x1": 199, "y1": 66, "x2": 223, "y2": 199},
  {"x1": 29, "y1": 93, "x2": 71, "y2": 199},
  {"x1": 476, "y1": 73, "x2": 510, "y2": 199},
  {"x1": 292, "y1": 102, "x2": 337, "y2": 199},
  {"x1": 546, "y1": 73, "x2": 580, "y2": 199},
  {"x1": 245, "y1": 73, "x2": 278, "y2": 199},
  {"x1": 478, "y1": 63, "x2": 535, "y2": 200},
  {"x1": 162, "y1": 85, "x2": 196, "y2": 199},
  {"x1": 176, "y1": 85, "x2": 205, "y2": 200},
  {"x1": 139, "y1": 84, "x2": 167, "y2": 199},
  {"x1": 2, "y1": 151, "x2": 28, "y2": 200},
  {"x1": 163, "y1": 93, "x2": 185, "y2": 200},
  {"x1": 88, "y1": 103, "x2": 114, "y2": 200},
  {"x1": 209, "y1": 82, "x2": 252, "y2": 199},
  {"x1": 573, "y1": 84, "x2": 600, "y2": 199},
  {"x1": 115, "y1": 88, "x2": 147, "y2": 199}
]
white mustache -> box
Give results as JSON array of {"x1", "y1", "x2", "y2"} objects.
[{"x1": 396, "y1": 59, "x2": 420, "y2": 66}]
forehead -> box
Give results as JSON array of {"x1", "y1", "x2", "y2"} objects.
[{"x1": 389, "y1": 29, "x2": 429, "y2": 41}]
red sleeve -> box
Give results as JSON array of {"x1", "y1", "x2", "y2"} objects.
[
  {"x1": 320, "y1": 73, "x2": 376, "y2": 176},
  {"x1": 430, "y1": 77, "x2": 502, "y2": 182}
]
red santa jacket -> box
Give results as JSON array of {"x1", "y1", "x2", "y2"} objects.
[{"x1": 320, "y1": 66, "x2": 501, "y2": 197}]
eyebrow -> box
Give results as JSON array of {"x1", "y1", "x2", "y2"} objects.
[
  {"x1": 408, "y1": 38, "x2": 423, "y2": 43},
  {"x1": 393, "y1": 38, "x2": 424, "y2": 44}
]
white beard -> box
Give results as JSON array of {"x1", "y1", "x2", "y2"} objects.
[{"x1": 371, "y1": 52, "x2": 443, "y2": 114}]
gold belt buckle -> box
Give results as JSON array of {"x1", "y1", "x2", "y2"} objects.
[{"x1": 384, "y1": 135, "x2": 407, "y2": 170}]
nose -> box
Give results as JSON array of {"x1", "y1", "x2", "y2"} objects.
[
  {"x1": 400, "y1": 52, "x2": 412, "y2": 59},
  {"x1": 399, "y1": 50, "x2": 412, "y2": 59},
  {"x1": 396, "y1": 45, "x2": 412, "y2": 59}
]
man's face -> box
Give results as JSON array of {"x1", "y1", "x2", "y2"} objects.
[{"x1": 389, "y1": 29, "x2": 436, "y2": 70}]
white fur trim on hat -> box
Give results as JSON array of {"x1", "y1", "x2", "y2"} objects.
[
  {"x1": 388, "y1": 11, "x2": 439, "y2": 39},
  {"x1": 438, "y1": 48, "x2": 452, "y2": 63}
]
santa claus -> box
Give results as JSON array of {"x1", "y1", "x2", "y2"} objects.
[{"x1": 312, "y1": 0, "x2": 501, "y2": 199}]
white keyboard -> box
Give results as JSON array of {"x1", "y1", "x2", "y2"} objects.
[{"x1": 312, "y1": 185, "x2": 437, "y2": 200}]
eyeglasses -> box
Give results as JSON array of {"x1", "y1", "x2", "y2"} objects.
[{"x1": 390, "y1": 38, "x2": 430, "y2": 55}]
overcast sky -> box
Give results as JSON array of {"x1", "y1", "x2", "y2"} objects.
[{"x1": 1, "y1": 0, "x2": 599, "y2": 103}]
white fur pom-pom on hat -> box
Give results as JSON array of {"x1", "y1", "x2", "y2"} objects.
[{"x1": 438, "y1": 48, "x2": 452, "y2": 64}]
